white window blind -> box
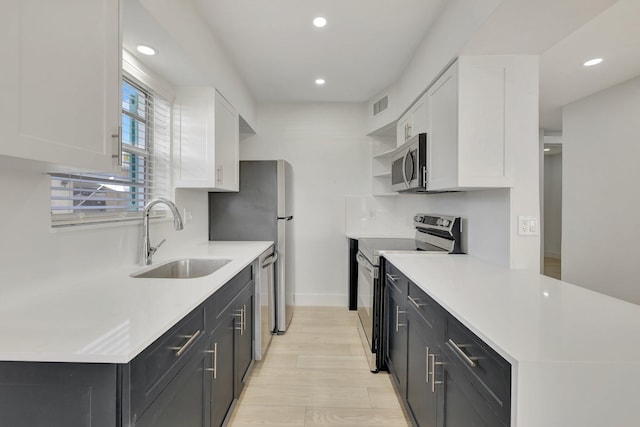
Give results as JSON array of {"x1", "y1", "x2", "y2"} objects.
[{"x1": 50, "y1": 76, "x2": 171, "y2": 227}]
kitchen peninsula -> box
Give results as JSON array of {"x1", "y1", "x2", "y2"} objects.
[{"x1": 382, "y1": 253, "x2": 640, "y2": 427}]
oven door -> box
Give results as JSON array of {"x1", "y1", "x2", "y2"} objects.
[{"x1": 356, "y1": 250, "x2": 378, "y2": 371}]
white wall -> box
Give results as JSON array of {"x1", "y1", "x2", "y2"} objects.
[
  {"x1": 563, "y1": 75, "x2": 640, "y2": 304},
  {"x1": 239, "y1": 103, "x2": 371, "y2": 306},
  {"x1": 0, "y1": 156, "x2": 209, "y2": 295},
  {"x1": 544, "y1": 153, "x2": 562, "y2": 259},
  {"x1": 345, "y1": 191, "x2": 510, "y2": 267},
  {"x1": 507, "y1": 56, "x2": 541, "y2": 271}
]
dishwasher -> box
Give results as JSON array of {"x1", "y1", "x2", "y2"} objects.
[{"x1": 255, "y1": 245, "x2": 277, "y2": 360}]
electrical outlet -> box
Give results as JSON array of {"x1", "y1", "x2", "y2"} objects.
[
  {"x1": 518, "y1": 216, "x2": 538, "y2": 236},
  {"x1": 182, "y1": 208, "x2": 193, "y2": 225}
]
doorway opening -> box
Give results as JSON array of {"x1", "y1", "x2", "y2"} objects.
[{"x1": 542, "y1": 142, "x2": 562, "y2": 279}]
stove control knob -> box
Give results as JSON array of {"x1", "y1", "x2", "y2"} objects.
[
  {"x1": 414, "y1": 215, "x2": 423, "y2": 223},
  {"x1": 442, "y1": 219, "x2": 450, "y2": 227}
]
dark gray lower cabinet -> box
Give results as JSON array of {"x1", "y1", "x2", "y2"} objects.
[
  {"x1": 0, "y1": 363, "x2": 117, "y2": 427},
  {"x1": 385, "y1": 276, "x2": 407, "y2": 394},
  {"x1": 406, "y1": 306, "x2": 441, "y2": 427},
  {"x1": 440, "y1": 357, "x2": 507, "y2": 427},
  {"x1": 210, "y1": 312, "x2": 235, "y2": 427},
  {"x1": 383, "y1": 259, "x2": 511, "y2": 427},
  {"x1": 0, "y1": 264, "x2": 255, "y2": 427},
  {"x1": 234, "y1": 283, "x2": 254, "y2": 397},
  {"x1": 135, "y1": 338, "x2": 210, "y2": 427}
]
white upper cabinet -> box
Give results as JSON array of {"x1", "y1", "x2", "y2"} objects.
[
  {"x1": 426, "y1": 57, "x2": 514, "y2": 191},
  {"x1": 396, "y1": 93, "x2": 428, "y2": 147},
  {"x1": 173, "y1": 88, "x2": 239, "y2": 191},
  {"x1": 213, "y1": 93, "x2": 240, "y2": 191},
  {"x1": 0, "y1": 0, "x2": 121, "y2": 172},
  {"x1": 396, "y1": 113, "x2": 411, "y2": 147}
]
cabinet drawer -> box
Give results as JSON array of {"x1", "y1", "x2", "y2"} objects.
[
  {"x1": 206, "y1": 265, "x2": 253, "y2": 330},
  {"x1": 407, "y1": 282, "x2": 440, "y2": 330},
  {"x1": 384, "y1": 262, "x2": 407, "y2": 296},
  {"x1": 442, "y1": 357, "x2": 509, "y2": 427},
  {"x1": 130, "y1": 306, "x2": 205, "y2": 420},
  {"x1": 443, "y1": 316, "x2": 511, "y2": 423}
]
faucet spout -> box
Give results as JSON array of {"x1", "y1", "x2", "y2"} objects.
[{"x1": 142, "y1": 198, "x2": 184, "y2": 266}]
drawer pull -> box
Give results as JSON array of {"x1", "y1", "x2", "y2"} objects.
[
  {"x1": 205, "y1": 342, "x2": 217, "y2": 379},
  {"x1": 172, "y1": 330, "x2": 201, "y2": 357},
  {"x1": 386, "y1": 273, "x2": 398, "y2": 282},
  {"x1": 448, "y1": 338, "x2": 479, "y2": 368},
  {"x1": 408, "y1": 295, "x2": 427, "y2": 308}
]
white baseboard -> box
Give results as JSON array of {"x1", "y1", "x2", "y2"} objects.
[{"x1": 294, "y1": 293, "x2": 348, "y2": 307}]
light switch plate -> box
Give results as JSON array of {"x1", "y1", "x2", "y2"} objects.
[{"x1": 518, "y1": 216, "x2": 539, "y2": 236}]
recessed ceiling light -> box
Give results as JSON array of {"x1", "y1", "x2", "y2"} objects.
[
  {"x1": 136, "y1": 45, "x2": 156, "y2": 56},
  {"x1": 315, "y1": 78, "x2": 325, "y2": 85},
  {"x1": 583, "y1": 58, "x2": 603, "y2": 67},
  {"x1": 544, "y1": 148, "x2": 551, "y2": 152},
  {"x1": 313, "y1": 17, "x2": 327, "y2": 28}
]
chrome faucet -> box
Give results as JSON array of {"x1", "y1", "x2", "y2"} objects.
[{"x1": 142, "y1": 198, "x2": 184, "y2": 266}]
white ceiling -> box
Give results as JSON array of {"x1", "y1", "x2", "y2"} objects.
[
  {"x1": 190, "y1": 0, "x2": 447, "y2": 103},
  {"x1": 124, "y1": 0, "x2": 640, "y2": 132},
  {"x1": 122, "y1": 0, "x2": 208, "y2": 87},
  {"x1": 539, "y1": 0, "x2": 640, "y2": 130}
]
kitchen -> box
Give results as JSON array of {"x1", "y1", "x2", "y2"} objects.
[{"x1": 1, "y1": 0, "x2": 640, "y2": 426}]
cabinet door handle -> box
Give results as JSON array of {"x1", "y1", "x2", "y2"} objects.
[
  {"x1": 425, "y1": 346, "x2": 430, "y2": 384},
  {"x1": 111, "y1": 126, "x2": 122, "y2": 166},
  {"x1": 172, "y1": 330, "x2": 201, "y2": 357},
  {"x1": 205, "y1": 342, "x2": 217, "y2": 379},
  {"x1": 242, "y1": 304, "x2": 247, "y2": 333},
  {"x1": 408, "y1": 295, "x2": 427, "y2": 308},
  {"x1": 430, "y1": 354, "x2": 443, "y2": 393},
  {"x1": 448, "y1": 339, "x2": 479, "y2": 368},
  {"x1": 216, "y1": 166, "x2": 223, "y2": 184},
  {"x1": 395, "y1": 305, "x2": 406, "y2": 331},
  {"x1": 386, "y1": 273, "x2": 398, "y2": 283},
  {"x1": 234, "y1": 309, "x2": 244, "y2": 335}
]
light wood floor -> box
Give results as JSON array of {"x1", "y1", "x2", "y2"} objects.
[
  {"x1": 228, "y1": 306, "x2": 411, "y2": 426},
  {"x1": 543, "y1": 257, "x2": 561, "y2": 280}
]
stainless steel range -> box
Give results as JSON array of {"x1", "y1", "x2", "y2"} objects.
[{"x1": 356, "y1": 214, "x2": 462, "y2": 372}]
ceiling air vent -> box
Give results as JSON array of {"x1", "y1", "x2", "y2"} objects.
[{"x1": 373, "y1": 96, "x2": 388, "y2": 116}]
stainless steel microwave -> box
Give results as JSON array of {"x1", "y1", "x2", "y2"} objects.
[{"x1": 391, "y1": 133, "x2": 428, "y2": 192}]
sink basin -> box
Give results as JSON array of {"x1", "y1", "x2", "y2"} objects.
[{"x1": 131, "y1": 258, "x2": 231, "y2": 279}]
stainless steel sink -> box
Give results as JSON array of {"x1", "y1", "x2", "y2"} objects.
[{"x1": 131, "y1": 258, "x2": 231, "y2": 279}]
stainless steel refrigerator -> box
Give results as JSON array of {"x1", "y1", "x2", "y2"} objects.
[{"x1": 209, "y1": 160, "x2": 294, "y2": 333}]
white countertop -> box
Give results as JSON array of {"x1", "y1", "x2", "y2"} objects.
[
  {"x1": 0, "y1": 241, "x2": 272, "y2": 364},
  {"x1": 384, "y1": 253, "x2": 640, "y2": 427},
  {"x1": 384, "y1": 253, "x2": 640, "y2": 364}
]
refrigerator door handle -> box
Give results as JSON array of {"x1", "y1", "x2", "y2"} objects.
[
  {"x1": 277, "y1": 216, "x2": 293, "y2": 221},
  {"x1": 261, "y1": 252, "x2": 278, "y2": 268}
]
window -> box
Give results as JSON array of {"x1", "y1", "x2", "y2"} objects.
[{"x1": 50, "y1": 75, "x2": 171, "y2": 227}]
